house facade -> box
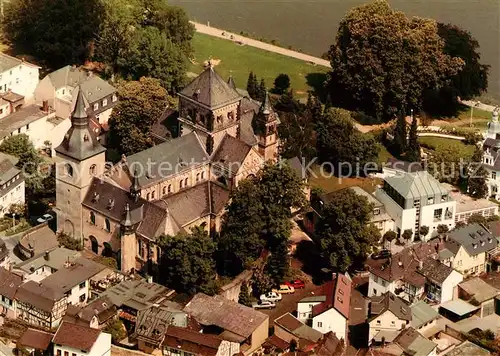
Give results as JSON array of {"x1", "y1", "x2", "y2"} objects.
[
  {"x1": 0, "y1": 152, "x2": 24, "y2": 218},
  {"x1": 53, "y1": 322, "x2": 111, "y2": 356},
  {"x1": 375, "y1": 171, "x2": 456, "y2": 240},
  {"x1": 0, "y1": 267, "x2": 23, "y2": 318},
  {"x1": 0, "y1": 53, "x2": 40, "y2": 101},
  {"x1": 368, "y1": 293, "x2": 411, "y2": 345}
]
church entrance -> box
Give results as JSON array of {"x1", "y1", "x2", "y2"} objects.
[
  {"x1": 102, "y1": 242, "x2": 113, "y2": 257},
  {"x1": 89, "y1": 236, "x2": 98, "y2": 254}
]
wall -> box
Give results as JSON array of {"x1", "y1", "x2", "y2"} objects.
[
  {"x1": 375, "y1": 189, "x2": 416, "y2": 236},
  {"x1": 234, "y1": 148, "x2": 264, "y2": 187},
  {"x1": 216, "y1": 340, "x2": 240, "y2": 356},
  {"x1": 455, "y1": 206, "x2": 498, "y2": 224},
  {"x1": 440, "y1": 270, "x2": 463, "y2": 304},
  {"x1": 82, "y1": 206, "x2": 120, "y2": 252},
  {"x1": 0, "y1": 62, "x2": 39, "y2": 101},
  {"x1": 420, "y1": 200, "x2": 456, "y2": 237},
  {"x1": 0, "y1": 296, "x2": 16, "y2": 319},
  {"x1": 297, "y1": 301, "x2": 322, "y2": 323},
  {"x1": 248, "y1": 318, "x2": 269, "y2": 355},
  {"x1": 66, "y1": 279, "x2": 90, "y2": 306},
  {"x1": 312, "y1": 308, "x2": 347, "y2": 340},
  {"x1": 218, "y1": 269, "x2": 253, "y2": 302},
  {"x1": 55, "y1": 332, "x2": 110, "y2": 356},
  {"x1": 369, "y1": 310, "x2": 408, "y2": 344},
  {"x1": 368, "y1": 273, "x2": 394, "y2": 298}
]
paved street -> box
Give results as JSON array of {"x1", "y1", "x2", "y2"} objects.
[
  {"x1": 1, "y1": 230, "x2": 25, "y2": 265},
  {"x1": 191, "y1": 21, "x2": 331, "y2": 68}
]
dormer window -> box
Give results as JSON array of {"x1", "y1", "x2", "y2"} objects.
[
  {"x1": 107, "y1": 199, "x2": 115, "y2": 210},
  {"x1": 83, "y1": 134, "x2": 89, "y2": 142},
  {"x1": 112, "y1": 94, "x2": 117, "y2": 102},
  {"x1": 473, "y1": 243, "x2": 477, "y2": 249},
  {"x1": 93, "y1": 103, "x2": 98, "y2": 111},
  {"x1": 91, "y1": 192, "x2": 100, "y2": 203},
  {"x1": 373, "y1": 208, "x2": 380, "y2": 216}
]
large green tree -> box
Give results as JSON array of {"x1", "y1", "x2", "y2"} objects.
[
  {"x1": 2, "y1": 0, "x2": 104, "y2": 68},
  {"x1": 316, "y1": 108, "x2": 380, "y2": 176},
  {"x1": 327, "y1": 0, "x2": 463, "y2": 122},
  {"x1": 108, "y1": 77, "x2": 171, "y2": 155},
  {"x1": 393, "y1": 110, "x2": 407, "y2": 156},
  {"x1": 406, "y1": 115, "x2": 421, "y2": 162},
  {"x1": 316, "y1": 189, "x2": 380, "y2": 272},
  {"x1": 158, "y1": 227, "x2": 216, "y2": 295}
]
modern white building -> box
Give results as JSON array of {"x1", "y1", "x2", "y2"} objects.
[
  {"x1": 53, "y1": 322, "x2": 111, "y2": 356},
  {"x1": 0, "y1": 53, "x2": 40, "y2": 101},
  {"x1": 375, "y1": 170, "x2": 456, "y2": 240},
  {"x1": 0, "y1": 152, "x2": 25, "y2": 217}
]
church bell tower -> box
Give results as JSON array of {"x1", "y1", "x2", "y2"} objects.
[{"x1": 252, "y1": 91, "x2": 280, "y2": 162}]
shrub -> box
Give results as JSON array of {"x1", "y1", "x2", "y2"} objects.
[{"x1": 57, "y1": 232, "x2": 82, "y2": 251}]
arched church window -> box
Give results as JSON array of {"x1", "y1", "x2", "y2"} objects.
[
  {"x1": 184, "y1": 178, "x2": 188, "y2": 186},
  {"x1": 196, "y1": 173, "x2": 200, "y2": 182},
  {"x1": 162, "y1": 186, "x2": 166, "y2": 195},
  {"x1": 146, "y1": 193, "x2": 150, "y2": 200},
  {"x1": 228, "y1": 111, "x2": 234, "y2": 121},
  {"x1": 216, "y1": 115, "x2": 223, "y2": 124},
  {"x1": 168, "y1": 184, "x2": 172, "y2": 193},
  {"x1": 201, "y1": 171, "x2": 205, "y2": 180},
  {"x1": 179, "y1": 181, "x2": 183, "y2": 189},
  {"x1": 89, "y1": 164, "x2": 97, "y2": 176},
  {"x1": 65, "y1": 164, "x2": 73, "y2": 177},
  {"x1": 90, "y1": 211, "x2": 96, "y2": 225},
  {"x1": 105, "y1": 218, "x2": 111, "y2": 232}
]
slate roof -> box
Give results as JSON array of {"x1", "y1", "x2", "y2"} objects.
[
  {"x1": 18, "y1": 224, "x2": 58, "y2": 257},
  {"x1": 447, "y1": 223, "x2": 498, "y2": 256},
  {"x1": 15, "y1": 247, "x2": 81, "y2": 274},
  {"x1": 179, "y1": 66, "x2": 242, "y2": 110},
  {"x1": 184, "y1": 293, "x2": 268, "y2": 340},
  {"x1": 394, "y1": 327, "x2": 437, "y2": 356},
  {"x1": 0, "y1": 267, "x2": 23, "y2": 300},
  {"x1": 100, "y1": 279, "x2": 171, "y2": 311},
  {"x1": 124, "y1": 132, "x2": 208, "y2": 187},
  {"x1": 275, "y1": 313, "x2": 323, "y2": 343},
  {"x1": 0, "y1": 53, "x2": 26, "y2": 72},
  {"x1": 163, "y1": 326, "x2": 223, "y2": 356},
  {"x1": 55, "y1": 89, "x2": 106, "y2": 161},
  {"x1": 370, "y1": 292, "x2": 411, "y2": 321},
  {"x1": 47, "y1": 66, "x2": 116, "y2": 103},
  {"x1": 410, "y1": 301, "x2": 439, "y2": 329},
  {"x1": 459, "y1": 277, "x2": 499, "y2": 303},
  {"x1": 384, "y1": 171, "x2": 449, "y2": 200},
  {"x1": 0, "y1": 105, "x2": 52, "y2": 140},
  {"x1": 18, "y1": 329, "x2": 53, "y2": 351},
  {"x1": 16, "y1": 281, "x2": 60, "y2": 312},
  {"x1": 135, "y1": 306, "x2": 187, "y2": 343},
  {"x1": 161, "y1": 181, "x2": 230, "y2": 226},
  {"x1": 417, "y1": 257, "x2": 454, "y2": 285},
  {"x1": 0, "y1": 152, "x2": 20, "y2": 183},
  {"x1": 53, "y1": 322, "x2": 101, "y2": 352},
  {"x1": 83, "y1": 178, "x2": 167, "y2": 240},
  {"x1": 312, "y1": 274, "x2": 351, "y2": 319},
  {"x1": 211, "y1": 134, "x2": 253, "y2": 176},
  {"x1": 239, "y1": 97, "x2": 260, "y2": 146}
]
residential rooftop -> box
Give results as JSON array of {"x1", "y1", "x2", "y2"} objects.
[
  {"x1": 447, "y1": 223, "x2": 497, "y2": 256},
  {"x1": 53, "y1": 322, "x2": 101, "y2": 352},
  {"x1": 0, "y1": 53, "x2": 39, "y2": 72},
  {"x1": 0, "y1": 105, "x2": 53, "y2": 139},
  {"x1": 442, "y1": 183, "x2": 498, "y2": 214},
  {"x1": 439, "y1": 299, "x2": 478, "y2": 316},
  {"x1": 274, "y1": 313, "x2": 323, "y2": 343},
  {"x1": 383, "y1": 170, "x2": 449, "y2": 200},
  {"x1": 370, "y1": 292, "x2": 411, "y2": 321},
  {"x1": 458, "y1": 277, "x2": 499, "y2": 303},
  {"x1": 443, "y1": 340, "x2": 491, "y2": 356},
  {"x1": 394, "y1": 327, "x2": 437, "y2": 356},
  {"x1": 18, "y1": 328, "x2": 53, "y2": 351},
  {"x1": 410, "y1": 301, "x2": 439, "y2": 330},
  {"x1": 15, "y1": 247, "x2": 81, "y2": 274}
]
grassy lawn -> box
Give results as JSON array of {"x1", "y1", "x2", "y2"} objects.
[
  {"x1": 308, "y1": 165, "x2": 382, "y2": 194},
  {"x1": 418, "y1": 136, "x2": 476, "y2": 158},
  {"x1": 434, "y1": 105, "x2": 492, "y2": 131},
  {"x1": 190, "y1": 33, "x2": 328, "y2": 98}
]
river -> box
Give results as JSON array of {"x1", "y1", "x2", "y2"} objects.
[{"x1": 170, "y1": 0, "x2": 500, "y2": 100}]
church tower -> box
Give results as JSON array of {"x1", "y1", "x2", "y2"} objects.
[
  {"x1": 55, "y1": 87, "x2": 106, "y2": 240},
  {"x1": 120, "y1": 203, "x2": 137, "y2": 274},
  {"x1": 252, "y1": 91, "x2": 280, "y2": 162}
]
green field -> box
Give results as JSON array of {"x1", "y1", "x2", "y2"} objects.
[
  {"x1": 435, "y1": 105, "x2": 492, "y2": 131},
  {"x1": 189, "y1": 33, "x2": 329, "y2": 98},
  {"x1": 418, "y1": 136, "x2": 476, "y2": 158}
]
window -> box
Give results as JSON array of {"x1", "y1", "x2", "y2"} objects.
[
  {"x1": 441, "y1": 194, "x2": 447, "y2": 202},
  {"x1": 79, "y1": 281, "x2": 86, "y2": 289},
  {"x1": 138, "y1": 240, "x2": 144, "y2": 258},
  {"x1": 373, "y1": 289, "x2": 377, "y2": 295},
  {"x1": 89, "y1": 164, "x2": 97, "y2": 175},
  {"x1": 168, "y1": 184, "x2": 171, "y2": 193},
  {"x1": 317, "y1": 322, "x2": 323, "y2": 328},
  {"x1": 112, "y1": 94, "x2": 118, "y2": 102},
  {"x1": 373, "y1": 208, "x2": 380, "y2": 215},
  {"x1": 146, "y1": 193, "x2": 150, "y2": 200},
  {"x1": 196, "y1": 173, "x2": 200, "y2": 182},
  {"x1": 105, "y1": 218, "x2": 111, "y2": 232},
  {"x1": 381, "y1": 280, "x2": 387, "y2": 287},
  {"x1": 376, "y1": 320, "x2": 381, "y2": 325},
  {"x1": 79, "y1": 294, "x2": 86, "y2": 303},
  {"x1": 373, "y1": 275, "x2": 378, "y2": 283},
  {"x1": 162, "y1": 186, "x2": 166, "y2": 195},
  {"x1": 493, "y1": 172, "x2": 497, "y2": 180},
  {"x1": 73, "y1": 353, "x2": 76, "y2": 356},
  {"x1": 102, "y1": 99, "x2": 108, "y2": 106},
  {"x1": 0, "y1": 108, "x2": 3, "y2": 114},
  {"x1": 62, "y1": 89, "x2": 65, "y2": 95},
  {"x1": 64, "y1": 351, "x2": 69, "y2": 356},
  {"x1": 93, "y1": 103, "x2": 98, "y2": 111},
  {"x1": 17, "y1": 128, "x2": 20, "y2": 134},
  {"x1": 184, "y1": 178, "x2": 188, "y2": 186},
  {"x1": 433, "y1": 208, "x2": 442, "y2": 220},
  {"x1": 151, "y1": 191, "x2": 155, "y2": 199},
  {"x1": 391, "y1": 320, "x2": 395, "y2": 326},
  {"x1": 56, "y1": 350, "x2": 61, "y2": 356},
  {"x1": 15, "y1": 78, "x2": 19, "y2": 84},
  {"x1": 65, "y1": 164, "x2": 73, "y2": 177},
  {"x1": 90, "y1": 211, "x2": 96, "y2": 225},
  {"x1": 201, "y1": 171, "x2": 205, "y2": 180}
]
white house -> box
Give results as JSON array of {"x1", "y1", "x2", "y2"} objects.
[
  {"x1": 0, "y1": 267, "x2": 23, "y2": 319},
  {"x1": 417, "y1": 257, "x2": 463, "y2": 304},
  {"x1": 34, "y1": 65, "x2": 118, "y2": 125},
  {"x1": 0, "y1": 152, "x2": 25, "y2": 218},
  {"x1": 481, "y1": 108, "x2": 500, "y2": 199},
  {"x1": 368, "y1": 292, "x2": 412, "y2": 345},
  {"x1": 375, "y1": 170, "x2": 456, "y2": 240},
  {"x1": 0, "y1": 53, "x2": 40, "y2": 101},
  {"x1": 53, "y1": 322, "x2": 111, "y2": 356}
]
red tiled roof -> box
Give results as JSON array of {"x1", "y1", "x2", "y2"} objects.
[
  {"x1": 312, "y1": 274, "x2": 351, "y2": 319},
  {"x1": 264, "y1": 335, "x2": 290, "y2": 350},
  {"x1": 18, "y1": 329, "x2": 53, "y2": 350},
  {"x1": 163, "y1": 326, "x2": 222, "y2": 356},
  {"x1": 53, "y1": 322, "x2": 101, "y2": 352}
]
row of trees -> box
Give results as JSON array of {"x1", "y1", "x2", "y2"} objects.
[
  {"x1": 155, "y1": 162, "x2": 307, "y2": 295},
  {"x1": 246, "y1": 72, "x2": 267, "y2": 101},
  {"x1": 327, "y1": 0, "x2": 489, "y2": 122},
  {"x1": 3, "y1": 0, "x2": 193, "y2": 92}
]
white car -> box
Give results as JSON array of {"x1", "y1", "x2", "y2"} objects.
[
  {"x1": 260, "y1": 291, "x2": 282, "y2": 302},
  {"x1": 272, "y1": 285, "x2": 295, "y2": 294},
  {"x1": 252, "y1": 300, "x2": 276, "y2": 309}
]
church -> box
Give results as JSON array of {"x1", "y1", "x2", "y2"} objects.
[
  {"x1": 54, "y1": 65, "x2": 280, "y2": 274},
  {"x1": 481, "y1": 107, "x2": 500, "y2": 199}
]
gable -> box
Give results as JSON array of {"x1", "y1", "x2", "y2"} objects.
[{"x1": 236, "y1": 147, "x2": 264, "y2": 178}]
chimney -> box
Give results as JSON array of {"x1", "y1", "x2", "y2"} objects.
[
  {"x1": 42, "y1": 100, "x2": 49, "y2": 112},
  {"x1": 44, "y1": 251, "x2": 50, "y2": 261},
  {"x1": 418, "y1": 260, "x2": 423, "y2": 269}
]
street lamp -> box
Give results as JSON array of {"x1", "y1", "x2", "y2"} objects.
[{"x1": 470, "y1": 101, "x2": 481, "y2": 127}]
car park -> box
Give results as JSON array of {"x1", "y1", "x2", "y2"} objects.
[
  {"x1": 252, "y1": 300, "x2": 276, "y2": 309},
  {"x1": 272, "y1": 284, "x2": 295, "y2": 294},
  {"x1": 36, "y1": 213, "x2": 54, "y2": 224},
  {"x1": 285, "y1": 279, "x2": 305, "y2": 289},
  {"x1": 260, "y1": 291, "x2": 282, "y2": 302}
]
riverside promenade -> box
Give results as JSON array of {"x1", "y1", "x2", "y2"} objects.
[{"x1": 191, "y1": 21, "x2": 331, "y2": 68}]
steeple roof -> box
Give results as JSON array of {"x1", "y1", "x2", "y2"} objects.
[
  {"x1": 55, "y1": 87, "x2": 106, "y2": 161},
  {"x1": 260, "y1": 91, "x2": 272, "y2": 116},
  {"x1": 179, "y1": 65, "x2": 242, "y2": 110},
  {"x1": 227, "y1": 76, "x2": 236, "y2": 90}
]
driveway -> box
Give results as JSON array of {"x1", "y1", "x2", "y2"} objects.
[{"x1": 260, "y1": 283, "x2": 323, "y2": 326}]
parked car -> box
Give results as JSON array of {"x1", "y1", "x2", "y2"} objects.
[
  {"x1": 372, "y1": 249, "x2": 391, "y2": 260},
  {"x1": 36, "y1": 214, "x2": 54, "y2": 224},
  {"x1": 252, "y1": 300, "x2": 276, "y2": 309},
  {"x1": 260, "y1": 291, "x2": 282, "y2": 302},
  {"x1": 285, "y1": 279, "x2": 305, "y2": 289},
  {"x1": 272, "y1": 285, "x2": 295, "y2": 294}
]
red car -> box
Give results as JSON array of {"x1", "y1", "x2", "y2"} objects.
[{"x1": 285, "y1": 279, "x2": 305, "y2": 289}]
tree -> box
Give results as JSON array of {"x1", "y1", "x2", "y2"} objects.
[
  {"x1": 316, "y1": 108, "x2": 380, "y2": 176},
  {"x1": 468, "y1": 147, "x2": 488, "y2": 199},
  {"x1": 393, "y1": 110, "x2": 407, "y2": 156},
  {"x1": 438, "y1": 23, "x2": 489, "y2": 100},
  {"x1": 327, "y1": 0, "x2": 463, "y2": 122},
  {"x1": 427, "y1": 145, "x2": 469, "y2": 185},
  {"x1": 419, "y1": 226, "x2": 429, "y2": 240},
  {"x1": 273, "y1": 74, "x2": 291, "y2": 95},
  {"x1": 251, "y1": 268, "x2": 273, "y2": 297},
  {"x1": 402, "y1": 229, "x2": 413, "y2": 245},
  {"x1": 258, "y1": 78, "x2": 267, "y2": 102},
  {"x1": 57, "y1": 232, "x2": 82, "y2": 251},
  {"x1": 274, "y1": 90, "x2": 304, "y2": 114},
  {"x1": 437, "y1": 224, "x2": 449, "y2": 235},
  {"x1": 316, "y1": 189, "x2": 380, "y2": 272},
  {"x1": 406, "y1": 115, "x2": 420, "y2": 162},
  {"x1": 120, "y1": 27, "x2": 187, "y2": 92},
  {"x1": 108, "y1": 77, "x2": 170, "y2": 155},
  {"x1": 266, "y1": 241, "x2": 290, "y2": 284},
  {"x1": 238, "y1": 283, "x2": 252, "y2": 307},
  {"x1": 2, "y1": 0, "x2": 104, "y2": 69},
  {"x1": 383, "y1": 231, "x2": 397, "y2": 249},
  {"x1": 247, "y1": 72, "x2": 258, "y2": 100},
  {"x1": 158, "y1": 227, "x2": 216, "y2": 295},
  {"x1": 468, "y1": 213, "x2": 487, "y2": 225},
  {"x1": 104, "y1": 319, "x2": 127, "y2": 343},
  {"x1": 456, "y1": 221, "x2": 466, "y2": 228},
  {"x1": 278, "y1": 111, "x2": 316, "y2": 160}
]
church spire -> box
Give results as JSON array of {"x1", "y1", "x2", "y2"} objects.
[
  {"x1": 129, "y1": 168, "x2": 141, "y2": 201},
  {"x1": 122, "y1": 203, "x2": 133, "y2": 229},
  {"x1": 260, "y1": 91, "x2": 273, "y2": 117},
  {"x1": 227, "y1": 75, "x2": 236, "y2": 90}
]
